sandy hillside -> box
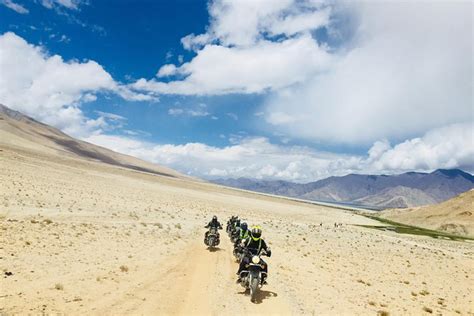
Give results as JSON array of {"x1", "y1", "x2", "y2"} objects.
[
  {"x1": 0, "y1": 104, "x2": 187, "y2": 180},
  {"x1": 1, "y1": 106, "x2": 474, "y2": 315},
  {"x1": 381, "y1": 190, "x2": 474, "y2": 237}
]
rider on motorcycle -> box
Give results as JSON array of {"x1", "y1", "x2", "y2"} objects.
[
  {"x1": 236, "y1": 226, "x2": 271, "y2": 284},
  {"x1": 204, "y1": 216, "x2": 222, "y2": 243},
  {"x1": 233, "y1": 219, "x2": 241, "y2": 231},
  {"x1": 230, "y1": 218, "x2": 241, "y2": 242},
  {"x1": 227, "y1": 216, "x2": 237, "y2": 232},
  {"x1": 234, "y1": 222, "x2": 249, "y2": 245}
]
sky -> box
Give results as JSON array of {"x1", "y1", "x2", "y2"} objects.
[{"x1": 0, "y1": 0, "x2": 473, "y2": 182}]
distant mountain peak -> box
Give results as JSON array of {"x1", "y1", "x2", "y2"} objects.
[{"x1": 432, "y1": 169, "x2": 474, "y2": 181}]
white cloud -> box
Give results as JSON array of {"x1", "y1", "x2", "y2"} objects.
[
  {"x1": 269, "y1": 7, "x2": 331, "y2": 37},
  {"x1": 365, "y1": 123, "x2": 474, "y2": 173},
  {"x1": 0, "y1": 32, "x2": 153, "y2": 137},
  {"x1": 131, "y1": 35, "x2": 332, "y2": 95},
  {"x1": 156, "y1": 64, "x2": 177, "y2": 77},
  {"x1": 188, "y1": 109, "x2": 210, "y2": 117},
  {"x1": 40, "y1": 0, "x2": 84, "y2": 10},
  {"x1": 129, "y1": 0, "x2": 333, "y2": 95},
  {"x1": 181, "y1": 33, "x2": 211, "y2": 51},
  {"x1": 202, "y1": 0, "x2": 330, "y2": 47},
  {"x1": 94, "y1": 111, "x2": 126, "y2": 122},
  {"x1": 1, "y1": 0, "x2": 28, "y2": 14},
  {"x1": 265, "y1": 1, "x2": 473, "y2": 144},
  {"x1": 267, "y1": 111, "x2": 296, "y2": 124},
  {"x1": 129, "y1": 0, "x2": 472, "y2": 146},
  {"x1": 83, "y1": 123, "x2": 474, "y2": 182},
  {"x1": 168, "y1": 108, "x2": 184, "y2": 116},
  {"x1": 83, "y1": 134, "x2": 351, "y2": 182},
  {"x1": 168, "y1": 106, "x2": 210, "y2": 117}
]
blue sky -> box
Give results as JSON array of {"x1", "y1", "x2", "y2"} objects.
[
  {"x1": 0, "y1": 0, "x2": 472, "y2": 181},
  {"x1": 0, "y1": 0, "x2": 262, "y2": 147}
]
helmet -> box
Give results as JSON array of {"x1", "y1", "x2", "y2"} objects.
[
  {"x1": 212, "y1": 216, "x2": 217, "y2": 221},
  {"x1": 241, "y1": 222, "x2": 248, "y2": 231},
  {"x1": 251, "y1": 226, "x2": 262, "y2": 240}
]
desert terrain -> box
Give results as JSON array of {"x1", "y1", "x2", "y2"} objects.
[{"x1": 1, "y1": 107, "x2": 474, "y2": 315}]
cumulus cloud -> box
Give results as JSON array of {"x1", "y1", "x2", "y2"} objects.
[
  {"x1": 129, "y1": 0, "x2": 332, "y2": 95},
  {"x1": 129, "y1": 0, "x2": 472, "y2": 146},
  {"x1": 83, "y1": 134, "x2": 354, "y2": 182},
  {"x1": 132, "y1": 35, "x2": 331, "y2": 95},
  {"x1": 83, "y1": 123, "x2": 474, "y2": 182},
  {"x1": 156, "y1": 64, "x2": 177, "y2": 77},
  {"x1": 265, "y1": 1, "x2": 473, "y2": 144},
  {"x1": 0, "y1": 32, "x2": 154, "y2": 137},
  {"x1": 1, "y1": 0, "x2": 28, "y2": 14},
  {"x1": 364, "y1": 123, "x2": 474, "y2": 173},
  {"x1": 202, "y1": 0, "x2": 329, "y2": 47}
]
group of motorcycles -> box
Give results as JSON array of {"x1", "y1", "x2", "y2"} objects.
[
  {"x1": 203, "y1": 216, "x2": 271, "y2": 302},
  {"x1": 230, "y1": 217, "x2": 272, "y2": 303}
]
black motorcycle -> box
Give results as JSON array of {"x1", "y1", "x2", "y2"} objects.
[
  {"x1": 205, "y1": 227, "x2": 220, "y2": 248},
  {"x1": 226, "y1": 221, "x2": 233, "y2": 236},
  {"x1": 230, "y1": 229, "x2": 240, "y2": 243},
  {"x1": 233, "y1": 242, "x2": 245, "y2": 263},
  {"x1": 238, "y1": 250, "x2": 270, "y2": 303}
]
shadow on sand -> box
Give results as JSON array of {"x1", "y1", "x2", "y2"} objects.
[
  {"x1": 206, "y1": 246, "x2": 223, "y2": 252},
  {"x1": 237, "y1": 288, "x2": 278, "y2": 304}
]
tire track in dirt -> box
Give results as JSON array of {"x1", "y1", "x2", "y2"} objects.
[
  {"x1": 159, "y1": 231, "x2": 292, "y2": 315},
  {"x1": 94, "y1": 229, "x2": 292, "y2": 315}
]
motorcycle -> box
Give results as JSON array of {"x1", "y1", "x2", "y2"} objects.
[
  {"x1": 226, "y1": 222, "x2": 234, "y2": 236},
  {"x1": 230, "y1": 229, "x2": 240, "y2": 243},
  {"x1": 205, "y1": 227, "x2": 220, "y2": 248},
  {"x1": 238, "y1": 250, "x2": 269, "y2": 303},
  {"x1": 233, "y1": 242, "x2": 245, "y2": 263}
]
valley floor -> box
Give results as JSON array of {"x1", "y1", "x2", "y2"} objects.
[{"x1": 1, "y1": 145, "x2": 473, "y2": 315}]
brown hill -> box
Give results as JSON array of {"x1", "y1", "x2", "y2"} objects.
[
  {"x1": 380, "y1": 189, "x2": 474, "y2": 237},
  {"x1": 0, "y1": 104, "x2": 188, "y2": 179}
]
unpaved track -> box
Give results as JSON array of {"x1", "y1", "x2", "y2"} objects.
[{"x1": 96, "y1": 229, "x2": 292, "y2": 315}]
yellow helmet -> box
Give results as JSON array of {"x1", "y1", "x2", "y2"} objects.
[{"x1": 251, "y1": 225, "x2": 262, "y2": 240}]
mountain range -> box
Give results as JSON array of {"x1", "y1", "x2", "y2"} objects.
[{"x1": 212, "y1": 169, "x2": 474, "y2": 209}]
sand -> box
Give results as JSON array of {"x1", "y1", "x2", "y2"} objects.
[{"x1": 1, "y1": 143, "x2": 473, "y2": 315}]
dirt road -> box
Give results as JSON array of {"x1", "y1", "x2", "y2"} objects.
[{"x1": 93, "y1": 229, "x2": 292, "y2": 315}]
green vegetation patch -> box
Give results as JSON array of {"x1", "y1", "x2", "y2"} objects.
[{"x1": 357, "y1": 215, "x2": 474, "y2": 242}]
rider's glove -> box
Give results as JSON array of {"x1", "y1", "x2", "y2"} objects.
[{"x1": 266, "y1": 248, "x2": 272, "y2": 257}]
